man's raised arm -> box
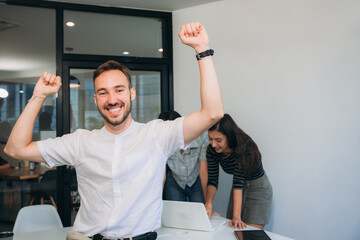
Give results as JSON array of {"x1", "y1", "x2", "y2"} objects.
[
  {"x1": 179, "y1": 22, "x2": 224, "y2": 144},
  {"x1": 4, "y1": 72, "x2": 62, "y2": 162}
]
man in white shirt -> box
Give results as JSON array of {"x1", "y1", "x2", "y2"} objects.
[{"x1": 5, "y1": 22, "x2": 223, "y2": 240}]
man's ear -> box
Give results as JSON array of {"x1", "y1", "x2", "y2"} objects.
[
  {"x1": 130, "y1": 87, "x2": 136, "y2": 101},
  {"x1": 93, "y1": 94, "x2": 97, "y2": 106}
]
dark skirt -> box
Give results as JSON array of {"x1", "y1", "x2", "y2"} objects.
[{"x1": 226, "y1": 173, "x2": 273, "y2": 225}]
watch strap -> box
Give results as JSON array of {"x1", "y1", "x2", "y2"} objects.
[{"x1": 196, "y1": 49, "x2": 214, "y2": 60}]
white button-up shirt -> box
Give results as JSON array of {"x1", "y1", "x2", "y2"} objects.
[{"x1": 37, "y1": 118, "x2": 185, "y2": 237}]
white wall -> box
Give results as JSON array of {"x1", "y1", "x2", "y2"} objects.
[{"x1": 172, "y1": 0, "x2": 360, "y2": 239}]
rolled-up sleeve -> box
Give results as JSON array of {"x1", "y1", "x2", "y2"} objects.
[{"x1": 231, "y1": 161, "x2": 244, "y2": 189}]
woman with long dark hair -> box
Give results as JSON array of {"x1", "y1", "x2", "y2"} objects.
[{"x1": 205, "y1": 114, "x2": 272, "y2": 229}]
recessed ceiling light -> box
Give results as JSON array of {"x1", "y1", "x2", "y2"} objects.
[
  {"x1": 122, "y1": 51, "x2": 130, "y2": 55},
  {"x1": 66, "y1": 21, "x2": 75, "y2": 27},
  {"x1": 0, "y1": 88, "x2": 9, "y2": 98},
  {"x1": 158, "y1": 48, "x2": 163, "y2": 53}
]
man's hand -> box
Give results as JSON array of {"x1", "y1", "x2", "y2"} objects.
[
  {"x1": 205, "y1": 204, "x2": 213, "y2": 218},
  {"x1": 33, "y1": 72, "x2": 62, "y2": 98},
  {"x1": 205, "y1": 204, "x2": 220, "y2": 218},
  {"x1": 178, "y1": 22, "x2": 210, "y2": 53},
  {"x1": 211, "y1": 210, "x2": 220, "y2": 216}
]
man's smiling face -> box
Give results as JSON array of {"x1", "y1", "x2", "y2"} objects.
[{"x1": 93, "y1": 69, "x2": 135, "y2": 132}]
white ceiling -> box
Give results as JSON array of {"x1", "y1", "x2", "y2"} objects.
[{"x1": 47, "y1": 0, "x2": 221, "y2": 11}]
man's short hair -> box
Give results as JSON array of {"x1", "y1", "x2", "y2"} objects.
[{"x1": 93, "y1": 60, "x2": 132, "y2": 88}]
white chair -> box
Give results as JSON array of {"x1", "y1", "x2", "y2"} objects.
[{"x1": 13, "y1": 204, "x2": 63, "y2": 234}]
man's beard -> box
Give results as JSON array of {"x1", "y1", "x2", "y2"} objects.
[{"x1": 98, "y1": 100, "x2": 132, "y2": 127}]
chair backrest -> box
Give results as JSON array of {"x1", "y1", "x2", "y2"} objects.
[
  {"x1": 40, "y1": 169, "x2": 57, "y2": 182},
  {"x1": 13, "y1": 204, "x2": 63, "y2": 234}
]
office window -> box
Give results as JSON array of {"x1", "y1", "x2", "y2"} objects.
[
  {"x1": 64, "y1": 10, "x2": 163, "y2": 58},
  {"x1": 0, "y1": 4, "x2": 56, "y2": 228}
]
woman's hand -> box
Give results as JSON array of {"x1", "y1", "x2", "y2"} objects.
[{"x1": 229, "y1": 216, "x2": 247, "y2": 229}]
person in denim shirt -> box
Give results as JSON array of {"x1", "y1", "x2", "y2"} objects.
[{"x1": 159, "y1": 110, "x2": 208, "y2": 203}]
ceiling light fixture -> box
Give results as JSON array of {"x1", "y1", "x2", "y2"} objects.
[
  {"x1": 0, "y1": 88, "x2": 9, "y2": 98},
  {"x1": 66, "y1": 21, "x2": 75, "y2": 27},
  {"x1": 70, "y1": 75, "x2": 80, "y2": 88},
  {"x1": 158, "y1": 48, "x2": 163, "y2": 53},
  {"x1": 122, "y1": 51, "x2": 130, "y2": 55}
]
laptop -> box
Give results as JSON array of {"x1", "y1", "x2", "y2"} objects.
[{"x1": 161, "y1": 200, "x2": 227, "y2": 232}]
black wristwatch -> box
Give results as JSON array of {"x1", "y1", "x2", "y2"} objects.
[{"x1": 196, "y1": 49, "x2": 214, "y2": 60}]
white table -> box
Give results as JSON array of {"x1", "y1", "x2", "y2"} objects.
[
  {"x1": 13, "y1": 220, "x2": 293, "y2": 240},
  {"x1": 157, "y1": 220, "x2": 293, "y2": 240}
]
